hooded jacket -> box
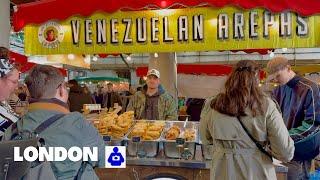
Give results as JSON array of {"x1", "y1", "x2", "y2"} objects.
[{"x1": 127, "y1": 85, "x2": 177, "y2": 120}]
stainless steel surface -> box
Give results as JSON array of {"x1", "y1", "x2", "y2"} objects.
[
  {"x1": 126, "y1": 157, "x2": 288, "y2": 173},
  {"x1": 127, "y1": 141, "x2": 159, "y2": 157},
  {"x1": 162, "y1": 121, "x2": 199, "y2": 159},
  {"x1": 125, "y1": 120, "x2": 166, "y2": 157},
  {"x1": 125, "y1": 144, "x2": 288, "y2": 173},
  {"x1": 163, "y1": 142, "x2": 196, "y2": 159},
  {"x1": 105, "y1": 139, "x2": 123, "y2": 146},
  {"x1": 127, "y1": 156, "x2": 209, "y2": 169}
]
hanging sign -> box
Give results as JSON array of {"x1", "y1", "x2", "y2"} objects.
[{"x1": 24, "y1": 7, "x2": 320, "y2": 55}]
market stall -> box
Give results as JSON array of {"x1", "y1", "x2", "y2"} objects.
[
  {"x1": 12, "y1": 0, "x2": 320, "y2": 179},
  {"x1": 85, "y1": 110, "x2": 288, "y2": 180}
]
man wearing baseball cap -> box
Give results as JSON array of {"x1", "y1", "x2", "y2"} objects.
[
  {"x1": 127, "y1": 69, "x2": 177, "y2": 120},
  {"x1": 267, "y1": 56, "x2": 320, "y2": 180}
]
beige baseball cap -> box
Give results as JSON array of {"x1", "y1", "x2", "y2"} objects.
[{"x1": 147, "y1": 69, "x2": 160, "y2": 78}]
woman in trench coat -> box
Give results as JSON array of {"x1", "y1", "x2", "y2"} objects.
[{"x1": 200, "y1": 60, "x2": 294, "y2": 180}]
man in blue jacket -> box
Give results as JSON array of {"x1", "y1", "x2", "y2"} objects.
[{"x1": 267, "y1": 56, "x2": 320, "y2": 180}]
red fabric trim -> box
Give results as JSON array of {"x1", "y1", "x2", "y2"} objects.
[
  {"x1": 178, "y1": 64, "x2": 232, "y2": 75},
  {"x1": 136, "y1": 64, "x2": 232, "y2": 77},
  {"x1": 9, "y1": 51, "x2": 28, "y2": 64},
  {"x1": 19, "y1": 62, "x2": 36, "y2": 73},
  {"x1": 230, "y1": 49, "x2": 272, "y2": 55},
  {"x1": 9, "y1": 51, "x2": 67, "y2": 76},
  {"x1": 136, "y1": 67, "x2": 149, "y2": 77},
  {"x1": 136, "y1": 64, "x2": 266, "y2": 79},
  {"x1": 13, "y1": 0, "x2": 320, "y2": 31}
]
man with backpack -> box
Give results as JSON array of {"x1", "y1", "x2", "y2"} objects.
[
  {"x1": 267, "y1": 57, "x2": 320, "y2": 180},
  {"x1": 19, "y1": 65, "x2": 105, "y2": 179}
]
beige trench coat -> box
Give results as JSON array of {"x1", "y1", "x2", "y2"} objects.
[{"x1": 200, "y1": 97, "x2": 294, "y2": 180}]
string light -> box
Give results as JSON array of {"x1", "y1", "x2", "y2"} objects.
[
  {"x1": 92, "y1": 56, "x2": 98, "y2": 61},
  {"x1": 67, "y1": 54, "x2": 75, "y2": 60},
  {"x1": 84, "y1": 55, "x2": 91, "y2": 64},
  {"x1": 270, "y1": 52, "x2": 275, "y2": 58}
]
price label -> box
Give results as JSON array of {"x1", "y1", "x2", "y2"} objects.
[
  {"x1": 103, "y1": 136, "x2": 111, "y2": 142},
  {"x1": 176, "y1": 138, "x2": 185, "y2": 145},
  {"x1": 132, "y1": 136, "x2": 141, "y2": 142}
]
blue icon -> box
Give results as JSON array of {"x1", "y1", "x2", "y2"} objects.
[{"x1": 107, "y1": 147, "x2": 124, "y2": 166}]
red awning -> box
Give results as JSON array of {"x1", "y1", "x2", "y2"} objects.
[
  {"x1": 136, "y1": 64, "x2": 266, "y2": 79},
  {"x1": 9, "y1": 51, "x2": 28, "y2": 64},
  {"x1": 13, "y1": 0, "x2": 320, "y2": 32},
  {"x1": 9, "y1": 51, "x2": 67, "y2": 76},
  {"x1": 137, "y1": 64, "x2": 233, "y2": 76},
  {"x1": 230, "y1": 49, "x2": 272, "y2": 55}
]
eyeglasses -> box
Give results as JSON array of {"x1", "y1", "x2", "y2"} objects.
[{"x1": 57, "y1": 82, "x2": 70, "y2": 92}]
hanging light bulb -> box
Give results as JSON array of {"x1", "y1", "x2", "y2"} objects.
[
  {"x1": 154, "y1": 53, "x2": 159, "y2": 58},
  {"x1": 92, "y1": 56, "x2": 98, "y2": 62},
  {"x1": 126, "y1": 55, "x2": 132, "y2": 61},
  {"x1": 269, "y1": 52, "x2": 275, "y2": 58},
  {"x1": 84, "y1": 55, "x2": 91, "y2": 64},
  {"x1": 67, "y1": 54, "x2": 75, "y2": 60}
]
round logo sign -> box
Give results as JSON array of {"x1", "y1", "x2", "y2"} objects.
[{"x1": 38, "y1": 21, "x2": 64, "y2": 48}]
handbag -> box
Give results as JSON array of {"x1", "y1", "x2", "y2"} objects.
[{"x1": 236, "y1": 116, "x2": 273, "y2": 161}]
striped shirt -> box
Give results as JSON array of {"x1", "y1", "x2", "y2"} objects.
[{"x1": 0, "y1": 101, "x2": 20, "y2": 138}]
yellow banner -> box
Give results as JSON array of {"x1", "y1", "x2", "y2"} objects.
[{"x1": 24, "y1": 7, "x2": 320, "y2": 55}]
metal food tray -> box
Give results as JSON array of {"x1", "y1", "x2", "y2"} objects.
[
  {"x1": 125, "y1": 120, "x2": 166, "y2": 157},
  {"x1": 101, "y1": 121, "x2": 136, "y2": 146},
  {"x1": 161, "y1": 121, "x2": 199, "y2": 159}
]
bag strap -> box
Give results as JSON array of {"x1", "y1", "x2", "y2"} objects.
[
  {"x1": 34, "y1": 113, "x2": 86, "y2": 180},
  {"x1": 236, "y1": 116, "x2": 273, "y2": 161},
  {"x1": 34, "y1": 114, "x2": 65, "y2": 135},
  {"x1": 74, "y1": 161, "x2": 87, "y2": 180}
]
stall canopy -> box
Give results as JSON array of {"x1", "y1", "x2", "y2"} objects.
[
  {"x1": 12, "y1": 0, "x2": 320, "y2": 56},
  {"x1": 75, "y1": 77, "x2": 129, "y2": 83},
  {"x1": 13, "y1": 0, "x2": 320, "y2": 32},
  {"x1": 136, "y1": 64, "x2": 267, "y2": 79},
  {"x1": 9, "y1": 51, "x2": 67, "y2": 76}
]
